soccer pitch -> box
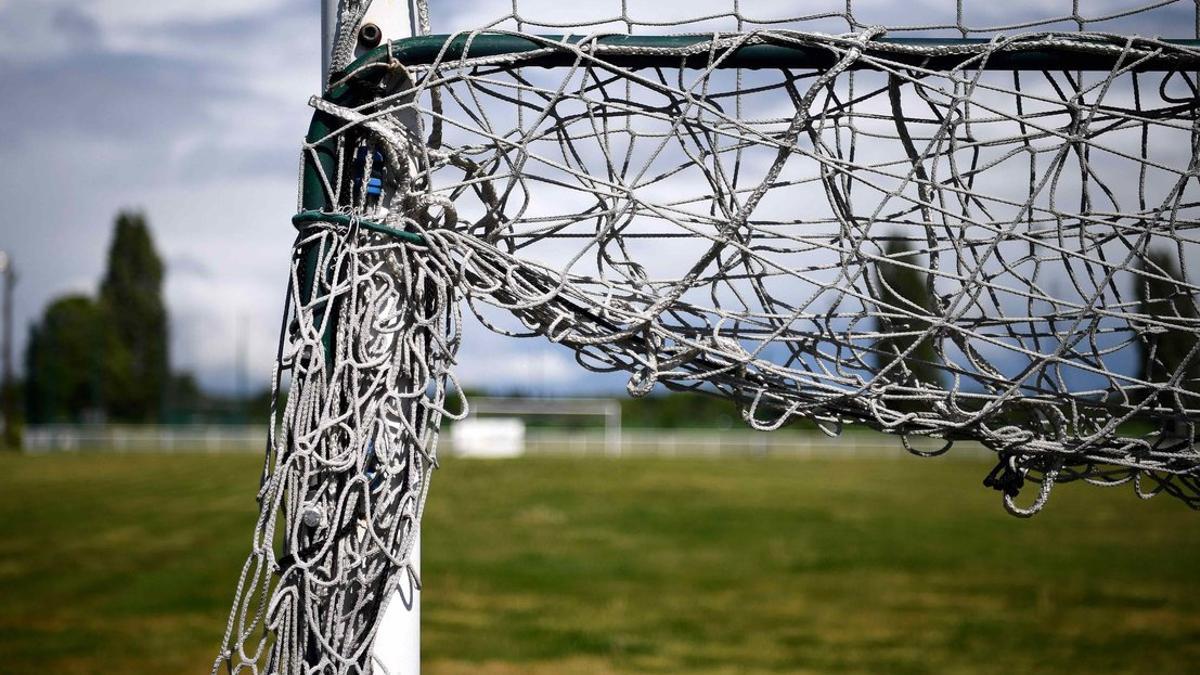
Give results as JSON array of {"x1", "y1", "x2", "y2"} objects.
[{"x1": 0, "y1": 451, "x2": 1197, "y2": 674}]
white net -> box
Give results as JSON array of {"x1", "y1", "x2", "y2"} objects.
[
  {"x1": 216, "y1": 2, "x2": 1200, "y2": 673},
  {"x1": 435, "y1": 0, "x2": 1200, "y2": 37}
]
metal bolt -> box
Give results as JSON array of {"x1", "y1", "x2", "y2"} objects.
[
  {"x1": 358, "y1": 23, "x2": 383, "y2": 49},
  {"x1": 302, "y1": 506, "x2": 324, "y2": 528}
]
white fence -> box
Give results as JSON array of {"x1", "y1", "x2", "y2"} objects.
[
  {"x1": 522, "y1": 429, "x2": 993, "y2": 460},
  {"x1": 23, "y1": 425, "x2": 993, "y2": 460},
  {"x1": 24, "y1": 425, "x2": 266, "y2": 454}
]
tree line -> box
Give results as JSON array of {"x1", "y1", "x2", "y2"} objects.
[
  {"x1": 12, "y1": 216, "x2": 1197, "y2": 431},
  {"x1": 546, "y1": 239, "x2": 1194, "y2": 431},
  {"x1": 21, "y1": 211, "x2": 269, "y2": 427},
  {"x1": 24, "y1": 212, "x2": 169, "y2": 423},
  {"x1": 871, "y1": 237, "x2": 1198, "y2": 426}
]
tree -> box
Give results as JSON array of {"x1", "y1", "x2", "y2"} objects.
[
  {"x1": 871, "y1": 237, "x2": 944, "y2": 406},
  {"x1": 24, "y1": 296, "x2": 124, "y2": 423},
  {"x1": 99, "y1": 211, "x2": 169, "y2": 421},
  {"x1": 1136, "y1": 250, "x2": 1199, "y2": 417}
]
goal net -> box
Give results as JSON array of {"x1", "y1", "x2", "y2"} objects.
[{"x1": 216, "y1": 2, "x2": 1200, "y2": 673}]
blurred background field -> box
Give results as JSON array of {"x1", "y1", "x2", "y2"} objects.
[{"x1": 1, "y1": 451, "x2": 1197, "y2": 675}]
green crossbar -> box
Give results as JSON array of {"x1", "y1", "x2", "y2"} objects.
[{"x1": 332, "y1": 33, "x2": 1200, "y2": 88}]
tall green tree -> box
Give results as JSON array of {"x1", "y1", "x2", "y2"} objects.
[
  {"x1": 1136, "y1": 250, "x2": 1199, "y2": 415},
  {"x1": 872, "y1": 237, "x2": 944, "y2": 406},
  {"x1": 25, "y1": 296, "x2": 125, "y2": 423},
  {"x1": 99, "y1": 211, "x2": 169, "y2": 422}
]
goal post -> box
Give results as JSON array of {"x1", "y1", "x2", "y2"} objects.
[
  {"x1": 327, "y1": 4, "x2": 425, "y2": 675},
  {"x1": 458, "y1": 397, "x2": 624, "y2": 457},
  {"x1": 217, "y1": 3, "x2": 1200, "y2": 674}
]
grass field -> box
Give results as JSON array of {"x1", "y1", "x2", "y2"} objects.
[{"x1": 0, "y1": 451, "x2": 1197, "y2": 674}]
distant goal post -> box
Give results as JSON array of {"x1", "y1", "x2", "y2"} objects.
[{"x1": 455, "y1": 396, "x2": 623, "y2": 456}]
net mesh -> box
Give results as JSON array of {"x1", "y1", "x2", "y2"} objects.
[
  {"x1": 216, "y1": 2, "x2": 1200, "y2": 673},
  {"x1": 443, "y1": 0, "x2": 1200, "y2": 37}
]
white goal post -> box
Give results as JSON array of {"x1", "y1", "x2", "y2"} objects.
[
  {"x1": 325, "y1": 3, "x2": 424, "y2": 674},
  {"x1": 460, "y1": 396, "x2": 623, "y2": 457}
]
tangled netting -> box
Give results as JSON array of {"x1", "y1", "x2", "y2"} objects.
[{"x1": 217, "y1": 2, "x2": 1200, "y2": 674}]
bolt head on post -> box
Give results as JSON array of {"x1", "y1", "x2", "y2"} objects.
[
  {"x1": 358, "y1": 23, "x2": 383, "y2": 49},
  {"x1": 317, "y1": 5, "x2": 424, "y2": 674},
  {"x1": 322, "y1": 0, "x2": 420, "y2": 84}
]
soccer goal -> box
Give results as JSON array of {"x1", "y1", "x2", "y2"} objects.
[{"x1": 215, "y1": 2, "x2": 1200, "y2": 673}]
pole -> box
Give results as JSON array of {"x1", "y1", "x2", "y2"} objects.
[
  {"x1": 320, "y1": 0, "x2": 339, "y2": 84},
  {"x1": 235, "y1": 312, "x2": 247, "y2": 419},
  {"x1": 0, "y1": 253, "x2": 13, "y2": 447},
  {"x1": 606, "y1": 401, "x2": 622, "y2": 457},
  {"x1": 0, "y1": 251, "x2": 17, "y2": 450},
  {"x1": 320, "y1": 2, "x2": 424, "y2": 673}
]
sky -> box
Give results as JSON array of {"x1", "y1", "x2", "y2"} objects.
[
  {"x1": 0, "y1": 0, "x2": 611, "y2": 396},
  {"x1": 0, "y1": 0, "x2": 1195, "y2": 397}
]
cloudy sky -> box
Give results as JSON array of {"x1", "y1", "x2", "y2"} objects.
[
  {"x1": 0, "y1": 0, "x2": 618, "y2": 395},
  {"x1": 0, "y1": 1, "x2": 1194, "y2": 396}
]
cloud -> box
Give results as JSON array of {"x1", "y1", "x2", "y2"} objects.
[
  {"x1": 0, "y1": 4, "x2": 95, "y2": 62},
  {"x1": 88, "y1": 0, "x2": 294, "y2": 30},
  {"x1": 453, "y1": 326, "x2": 632, "y2": 395},
  {"x1": 167, "y1": 253, "x2": 213, "y2": 279},
  {"x1": 52, "y1": 7, "x2": 103, "y2": 47},
  {"x1": 0, "y1": 53, "x2": 233, "y2": 147},
  {"x1": 0, "y1": 0, "x2": 317, "y2": 393},
  {"x1": 458, "y1": 348, "x2": 577, "y2": 386}
]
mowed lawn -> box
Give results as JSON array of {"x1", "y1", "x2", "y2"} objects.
[{"x1": 0, "y1": 452, "x2": 1197, "y2": 674}]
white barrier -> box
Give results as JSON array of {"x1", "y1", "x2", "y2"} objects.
[
  {"x1": 24, "y1": 425, "x2": 992, "y2": 460},
  {"x1": 23, "y1": 425, "x2": 266, "y2": 453},
  {"x1": 520, "y1": 429, "x2": 993, "y2": 460},
  {"x1": 450, "y1": 418, "x2": 526, "y2": 458}
]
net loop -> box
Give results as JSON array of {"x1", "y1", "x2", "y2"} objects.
[
  {"x1": 901, "y1": 434, "x2": 956, "y2": 458},
  {"x1": 1003, "y1": 456, "x2": 1064, "y2": 518}
]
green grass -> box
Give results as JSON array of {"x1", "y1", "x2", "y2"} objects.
[{"x1": 0, "y1": 452, "x2": 1197, "y2": 674}]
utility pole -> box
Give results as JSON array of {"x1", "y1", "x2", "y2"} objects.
[
  {"x1": 0, "y1": 251, "x2": 19, "y2": 449},
  {"x1": 235, "y1": 312, "x2": 248, "y2": 419}
]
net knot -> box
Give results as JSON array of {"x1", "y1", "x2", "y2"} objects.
[{"x1": 983, "y1": 452, "x2": 1026, "y2": 498}]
